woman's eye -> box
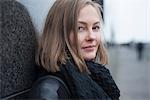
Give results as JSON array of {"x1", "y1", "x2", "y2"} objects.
[
  {"x1": 93, "y1": 26, "x2": 100, "y2": 31},
  {"x1": 78, "y1": 26, "x2": 85, "y2": 32}
]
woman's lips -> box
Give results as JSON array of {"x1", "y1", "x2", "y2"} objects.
[{"x1": 82, "y1": 45, "x2": 95, "y2": 52}]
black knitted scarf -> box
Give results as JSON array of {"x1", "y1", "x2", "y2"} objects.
[{"x1": 59, "y1": 60, "x2": 120, "y2": 100}]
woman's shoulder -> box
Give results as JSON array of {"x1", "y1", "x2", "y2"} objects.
[{"x1": 29, "y1": 75, "x2": 71, "y2": 99}]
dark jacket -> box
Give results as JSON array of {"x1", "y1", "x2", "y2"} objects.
[
  {"x1": 29, "y1": 60, "x2": 120, "y2": 100},
  {"x1": 29, "y1": 75, "x2": 71, "y2": 100}
]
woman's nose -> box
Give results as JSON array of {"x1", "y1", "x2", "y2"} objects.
[{"x1": 86, "y1": 29, "x2": 96, "y2": 41}]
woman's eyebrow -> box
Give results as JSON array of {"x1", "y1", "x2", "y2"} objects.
[
  {"x1": 94, "y1": 22, "x2": 100, "y2": 25},
  {"x1": 78, "y1": 21, "x2": 100, "y2": 25},
  {"x1": 78, "y1": 21, "x2": 87, "y2": 25}
]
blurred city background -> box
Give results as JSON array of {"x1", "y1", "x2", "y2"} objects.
[
  {"x1": 104, "y1": 0, "x2": 150, "y2": 100},
  {"x1": 0, "y1": 0, "x2": 150, "y2": 99}
]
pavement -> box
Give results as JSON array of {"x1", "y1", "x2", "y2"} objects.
[{"x1": 107, "y1": 46, "x2": 150, "y2": 100}]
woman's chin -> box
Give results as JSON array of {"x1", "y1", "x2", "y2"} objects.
[{"x1": 84, "y1": 56, "x2": 96, "y2": 61}]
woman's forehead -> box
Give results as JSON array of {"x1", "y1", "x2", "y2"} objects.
[{"x1": 78, "y1": 5, "x2": 100, "y2": 22}]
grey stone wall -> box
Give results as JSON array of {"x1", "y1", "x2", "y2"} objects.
[
  {"x1": 17, "y1": 0, "x2": 56, "y2": 38},
  {"x1": 0, "y1": 0, "x2": 37, "y2": 98}
]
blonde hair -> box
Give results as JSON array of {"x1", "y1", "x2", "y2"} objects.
[{"x1": 37, "y1": 0, "x2": 108, "y2": 72}]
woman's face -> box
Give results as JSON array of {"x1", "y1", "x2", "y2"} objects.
[{"x1": 70, "y1": 5, "x2": 101, "y2": 61}]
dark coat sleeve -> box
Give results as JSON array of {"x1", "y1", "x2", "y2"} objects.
[{"x1": 29, "y1": 75, "x2": 71, "y2": 100}]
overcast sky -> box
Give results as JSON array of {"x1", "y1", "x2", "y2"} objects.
[{"x1": 104, "y1": 0, "x2": 150, "y2": 43}]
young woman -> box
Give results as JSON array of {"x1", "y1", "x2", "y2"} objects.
[{"x1": 30, "y1": 0, "x2": 120, "y2": 99}]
